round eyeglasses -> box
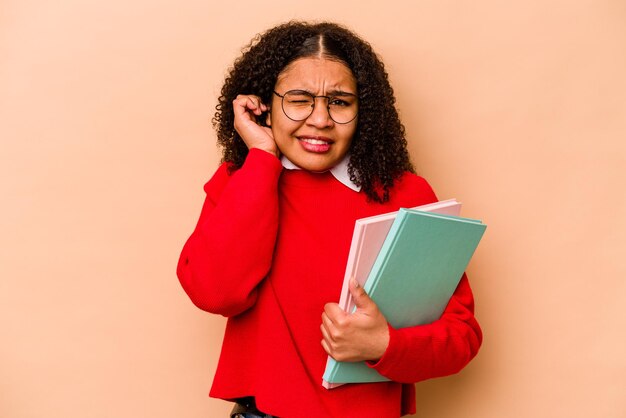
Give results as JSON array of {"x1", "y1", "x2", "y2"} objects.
[{"x1": 273, "y1": 90, "x2": 358, "y2": 124}]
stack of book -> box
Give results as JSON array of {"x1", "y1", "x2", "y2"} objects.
[{"x1": 322, "y1": 199, "x2": 486, "y2": 388}]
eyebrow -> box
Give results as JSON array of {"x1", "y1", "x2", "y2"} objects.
[
  {"x1": 327, "y1": 89, "x2": 357, "y2": 97},
  {"x1": 293, "y1": 88, "x2": 357, "y2": 97}
]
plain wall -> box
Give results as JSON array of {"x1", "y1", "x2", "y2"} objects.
[{"x1": 1, "y1": 0, "x2": 625, "y2": 417}]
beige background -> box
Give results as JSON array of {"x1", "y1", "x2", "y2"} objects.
[{"x1": 1, "y1": 0, "x2": 625, "y2": 417}]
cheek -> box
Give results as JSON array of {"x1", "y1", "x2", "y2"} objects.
[
  {"x1": 341, "y1": 126, "x2": 357, "y2": 146},
  {"x1": 270, "y1": 118, "x2": 300, "y2": 146}
]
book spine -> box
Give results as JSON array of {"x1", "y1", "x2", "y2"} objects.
[{"x1": 363, "y1": 209, "x2": 408, "y2": 295}]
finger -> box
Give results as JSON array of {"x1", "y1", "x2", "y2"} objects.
[
  {"x1": 234, "y1": 94, "x2": 260, "y2": 104},
  {"x1": 320, "y1": 314, "x2": 337, "y2": 342},
  {"x1": 321, "y1": 338, "x2": 332, "y2": 356},
  {"x1": 233, "y1": 94, "x2": 257, "y2": 107},
  {"x1": 349, "y1": 277, "x2": 371, "y2": 310},
  {"x1": 324, "y1": 303, "x2": 347, "y2": 323},
  {"x1": 320, "y1": 323, "x2": 333, "y2": 345},
  {"x1": 232, "y1": 96, "x2": 254, "y2": 121},
  {"x1": 245, "y1": 96, "x2": 261, "y2": 114},
  {"x1": 233, "y1": 95, "x2": 266, "y2": 116},
  {"x1": 249, "y1": 97, "x2": 267, "y2": 113},
  {"x1": 244, "y1": 95, "x2": 267, "y2": 115}
]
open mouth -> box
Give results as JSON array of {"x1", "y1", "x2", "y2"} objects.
[{"x1": 298, "y1": 136, "x2": 333, "y2": 153}]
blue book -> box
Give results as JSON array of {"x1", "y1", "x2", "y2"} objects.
[{"x1": 322, "y1": 208, "x2": 486, "y2": 387}]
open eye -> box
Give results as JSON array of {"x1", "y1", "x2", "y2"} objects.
[{"x1": 329, "y1": 98, "x2": 351, "y2": 107}]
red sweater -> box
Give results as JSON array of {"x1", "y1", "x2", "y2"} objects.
[{"x1": 177, "y1": 149, "x2": 482, "y2": 417}]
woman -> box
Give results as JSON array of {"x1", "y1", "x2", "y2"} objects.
[{"x1": 177, "y1": 21, "x2": 482, "y2": 418}]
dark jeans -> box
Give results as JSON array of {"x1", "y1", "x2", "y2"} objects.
[{"x1": 230, "y1": 397, "x2": 277, "y2": 418}]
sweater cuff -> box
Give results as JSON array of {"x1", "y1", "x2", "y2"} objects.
[
  {"x1": 240, "y1": 148, "x2": 283, "y2": 178},
  {"x1": 367, "y1": 323, "x2": 425, "y2": 378}
]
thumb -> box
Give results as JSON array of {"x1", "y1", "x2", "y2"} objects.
[{"x1": 349, "y1": 277, "x2": 371, "y2": 310}]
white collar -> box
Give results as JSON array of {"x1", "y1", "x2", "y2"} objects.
[{"x1": 280, "y1": 154, "x2": 361, "y2": 192}]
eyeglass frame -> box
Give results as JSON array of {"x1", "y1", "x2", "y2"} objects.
[{"x1": 272, "y1": 90, "x2": 358, "y2": 124}]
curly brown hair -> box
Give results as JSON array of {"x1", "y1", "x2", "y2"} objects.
[{"x1": 212, "y1": 21, "x2": 415, "y2": 203}]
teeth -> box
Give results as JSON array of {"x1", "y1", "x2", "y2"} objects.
[{"x1": 301, "y1": 138, "x2": 328, "y2": 145}]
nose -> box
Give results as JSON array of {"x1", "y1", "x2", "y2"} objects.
[{"x1": 305, "y1": 97, "x2": 333, "y2": 128}]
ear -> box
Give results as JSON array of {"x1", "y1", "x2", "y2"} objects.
[{"x1": 265, "y1": 109, "x2": 272, "y2": 126}]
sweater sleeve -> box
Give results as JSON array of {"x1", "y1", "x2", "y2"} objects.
[
  {"x1": 368, "y1": 273, "x2": 482, "y2": 383},
  {"x1": 176, "y1": 149, "x2": 282, "y2": 317}
]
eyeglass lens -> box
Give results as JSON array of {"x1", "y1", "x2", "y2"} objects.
[{"x1": 280, "y1": 90, "x2": 358, "y2": 124}]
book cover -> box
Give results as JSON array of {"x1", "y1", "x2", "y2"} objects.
[
  {"x1": 338, "y1": 199, "x2": 462, "y2": 314},
  {"x1": 323, "y1": 208, "x2": 486, "y2": 387}
]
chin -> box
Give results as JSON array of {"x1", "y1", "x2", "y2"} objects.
[{"x1": 292, "y1": 157, "x2": 338, "y2": 173}]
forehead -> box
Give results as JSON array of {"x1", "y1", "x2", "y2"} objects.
[{"x1": 275, "y1": 57, "x2": 357, "y2": 93}]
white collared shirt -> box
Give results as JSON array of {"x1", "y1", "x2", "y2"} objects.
[{"x1": 280, "y1": 154, "x2": 361, "y2": 192}]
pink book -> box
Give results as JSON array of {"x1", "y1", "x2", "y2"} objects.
[{"x1": 337, "y1": 200, "x2": 462, "y2": 321}]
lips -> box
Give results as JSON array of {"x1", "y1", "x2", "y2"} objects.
[{"x1": 298, "y1": 136, "x2": 333, "y2": 153}]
